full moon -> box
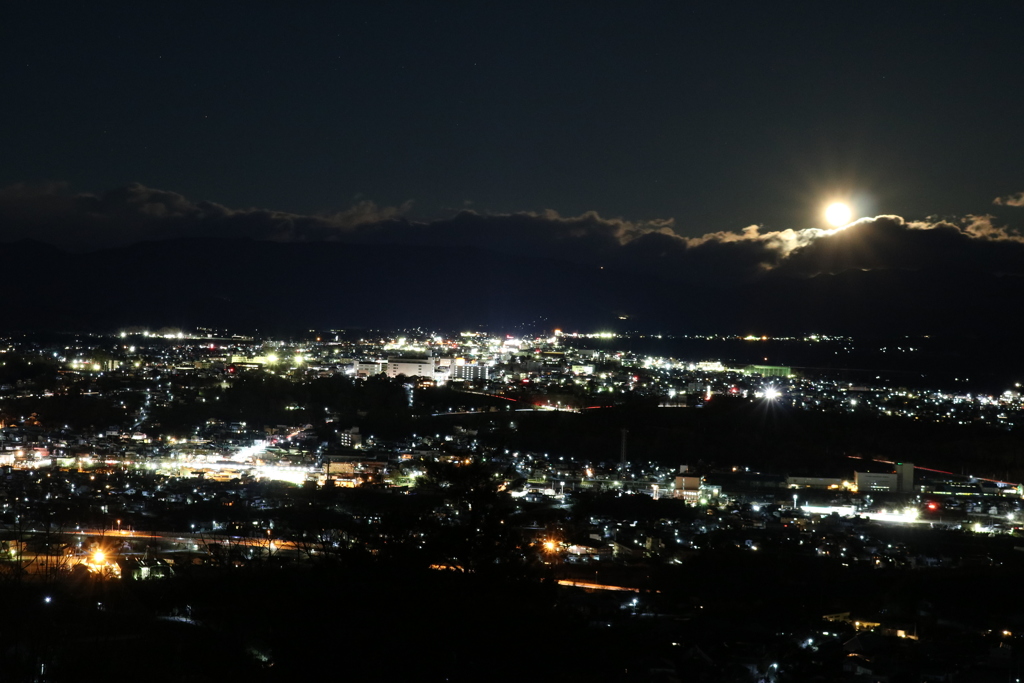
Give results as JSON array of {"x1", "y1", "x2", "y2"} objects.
[{"x1": 824, "y1": 202, "x2": 852, "y2": 227}]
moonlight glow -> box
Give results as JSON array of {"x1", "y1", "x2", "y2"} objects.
[{"x1": 825, "y1": 202, "x2": 852, "y2": 227}]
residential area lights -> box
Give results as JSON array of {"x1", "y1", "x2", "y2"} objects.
[
  {"x1": 1, "y1": 329, "x2": 1023, "y2": 576},
  {"x1": 1, "y1": 327, "x2": 1023, "y2": 681}
]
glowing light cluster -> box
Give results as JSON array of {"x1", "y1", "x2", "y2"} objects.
[{"x1": 825, "y1": 202, "x2": 852, "y2": 227}]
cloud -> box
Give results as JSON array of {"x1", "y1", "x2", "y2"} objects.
[
  {"x1": 2, "y1": 182, "x2": 1024, "y2": 282},
  {"x1": 777, "y1": 215, "x2": 1024, "y2": 277},
  {"x1": 321, "y1": 199, "x2": 415, "y2": 228},
  {"x1": 0, "y1": 182, "x2": 413, "y2": 248},
  {"x1": 994, "y1": 191, "x2": 1024, "y2": 207}
]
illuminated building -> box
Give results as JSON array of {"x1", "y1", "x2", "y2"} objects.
[
  {"x1": 742, "y1": 364, "x2": 792, "y2": 378},
  {"x1": 673, "y1": 474, "x2": 703, "y2": 503},
  {"x1": 450, "y1": 364, "x2": 490, "y2": 381},
  {"x1": 854, "y1": 471, "x2": 898, "y2": 492},
  {"x1": 387, "y1": 357, "x2": 435, "y2": 379},
  {"x1": 356, "y1": 361, "x2": 385, "y2": 376},
  {"x1": 338, "y1": 427, "x2": 362, "y2": 448}
]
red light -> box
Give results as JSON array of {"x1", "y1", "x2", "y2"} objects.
[{"x1": 927, "y1": 502, "x2": 939, "y2": 510}]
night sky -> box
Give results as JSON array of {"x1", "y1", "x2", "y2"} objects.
[{"x1": 2, "y1": 2, "x2": 1024, "y2": 333}]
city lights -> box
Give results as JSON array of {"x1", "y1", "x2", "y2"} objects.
[
  {"x1": 3, "y1": 3, "x2": 1022, "y2": 677},
  {"x1": 1, "y1": 326, "x2": 1021, "y2": 677}
]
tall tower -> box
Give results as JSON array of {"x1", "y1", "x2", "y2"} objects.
[
  {"x1": 895, "y1": 462, "x2": 914, "y2": 493},
  {"x1": 620, "y1": 428, "x2": 628, "y2": 471}
]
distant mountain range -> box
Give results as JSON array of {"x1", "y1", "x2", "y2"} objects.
[{"x1": 2, "y1": 237, "x2": 1019, "y2": 338}]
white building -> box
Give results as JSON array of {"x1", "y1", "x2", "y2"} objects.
[
  {"x1": 387, "y1": 357, "x2": 435, "y2": 379},
  {"x1": 356, "y1": 361, "x2": 385, "y2": 376},
  {"x1": 854, "y1": 471, "x2": 898, "y2": 492}
]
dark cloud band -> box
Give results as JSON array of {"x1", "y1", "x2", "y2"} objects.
[{"x1": 2, "y1": 182, "x2": 1023, "y2": 282}]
